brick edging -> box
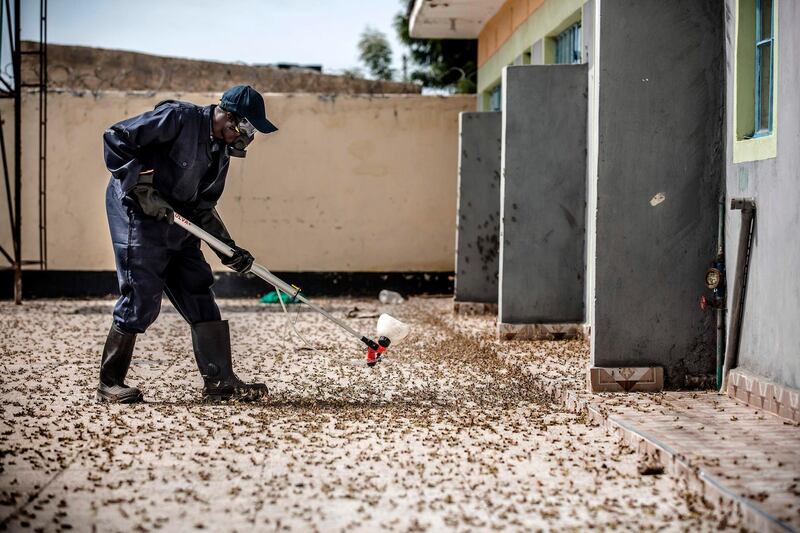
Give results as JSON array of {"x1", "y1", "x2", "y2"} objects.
[
  {"x1": 529, "y1": 374, "x2": 794, "y2": 532},
  {"x1": 727, "y1": 368, "x2": 800, "y2": 425}
]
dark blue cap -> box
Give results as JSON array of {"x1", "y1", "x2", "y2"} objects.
[{"x1": 220, "y1": 85, "x2": 278, "y2": 134}]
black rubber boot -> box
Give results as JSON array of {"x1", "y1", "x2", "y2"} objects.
[
  {"x1": 97, "y1": 324, "x2": 144, "y2": 404},
  {"x1": 191, "y1": 320, "x2": 268, "y2": 402}
]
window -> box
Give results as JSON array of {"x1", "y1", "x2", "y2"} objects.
[
  {"x1": 554, "y1": 24, "x2": 582, "y2": 65},
  {"x1": 733, "y1": 0, "x2": 777, "y2": 162},
  {"x1": 753, "y1": 0, "x2": 773, "y2": 136},
  {"x1": 489, "y1": 84, "x2": 502, "y2": 112}
]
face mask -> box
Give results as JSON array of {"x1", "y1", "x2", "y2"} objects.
[{"x1": 227, "y1": 118, "x2": 256, "y2": 158}]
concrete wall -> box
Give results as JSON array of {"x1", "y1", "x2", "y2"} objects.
[
  {"x1": 454, "y1": 112, "x2": 502, "y2": 303},
  {"x1": 583, "y1": 0, "x2": 598, "y2": 329},
  {"x1": 23, "y1": 42, "x2": 421, "y2": 95},
  {"x1": 0, "y1": 91, "x2": 472, "y2": 272},
  {"x1": 592, "y1": 0, "x2": 724, "y2": 386},
  {"x1": 499, "y1": 64, "x2": 587, "y2": 324},
  {"x1": 724, "y1": 0, "x2": 800, "y2": 389}
]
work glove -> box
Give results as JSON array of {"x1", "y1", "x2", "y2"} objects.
[
  {"x1": 222, "y1": 246, "x2": 255, "y2": 274},
  {"x1": 191, "y1": 207, "x2": 254, "y2": 273},
  {"x1": 123, "y1": 172, "x2": 173, "y2": 223}
]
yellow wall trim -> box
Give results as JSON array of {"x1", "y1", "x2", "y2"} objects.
[
  {"x1": 733, "y1": 136, "x2": 778, "y2": 163},
  {"x1": 478, "y1": 0, "x2": 546, "y2": 67},
  {"x1": 477, "y1": 0, "x2": 585, "y2": 94}
]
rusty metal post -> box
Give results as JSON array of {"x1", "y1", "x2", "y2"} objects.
[
  {"x1": 12, "y1": 0, "x2": 20, "y2": 304},
  {"x1": 720, "y1": 198, "x2": 756, "y2": 393}
]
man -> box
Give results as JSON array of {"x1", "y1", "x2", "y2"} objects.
[{"x1": 99, "y1": 85, "x2": 277, "y2": 403}]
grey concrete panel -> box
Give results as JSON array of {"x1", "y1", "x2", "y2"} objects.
[
  {"x1": 499, "y1": 64, "x2": 587, "y2": 324},
  {"x1": 724, "y1": 0, "x2": 800, "y2": 389},
  {"x1": 455, "y1": 112, "x2": 502, "y2": 303},
  {"x1": 593, "y1": 0, "x2": 724, "y2": 386},
  {"x1": 583, "y1": 0, "x2": 598, "y2": 328},
  {"x1": 531, "y1": 40, "x2": 544, "y2": 65}
]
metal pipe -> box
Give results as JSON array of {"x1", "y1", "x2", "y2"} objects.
[
  {"x1": 38, "y1": 0, "x2": 47, "y2": 269},
  {"x1": 715, "y1": 197, "x2": 725, "y2": 390},
  {"x1": 0, "y1": 1, "x2": 15, "y2": 263},
  {"x1": 4, "y1": 0, "x2": 13, "y2": 59},
  {"x1": 12, "y1": 0, "x2": 20, "y2": 304},
  {"x1": 720, "y1": 198, "x2": 756, "y2": 393},
  {"x1": 172, "y1": 213, "x2": 368, "y2": 343},
  {"x1": 0, "y1": 109, "x2": 14, "y2": 239}
]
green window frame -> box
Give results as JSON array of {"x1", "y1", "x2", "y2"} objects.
[
  {"x1": 554, "y1": 23, "x2": 581, "y2": 65},
  {"x1": 753, "y1": 0, "x2": 774, "y2": 137}
]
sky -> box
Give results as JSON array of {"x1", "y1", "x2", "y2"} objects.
[{"x1": 19, "y1": 0, "x2": 409, "y2": 76}]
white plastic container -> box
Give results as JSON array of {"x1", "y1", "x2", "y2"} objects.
[
  {"x1": 376, "y1": 314, "x2": 411, "y2": 344},
  {"x1": 378, "y1": 290, "x2": 405, "y2": 304}
]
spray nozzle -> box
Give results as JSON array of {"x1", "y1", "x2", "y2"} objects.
[
  {"x1": 364, "y1": 315, "x2": 410, "y2": 367},
  {"x1": 366, "y1": 337, "x2": 390, "y2": 367}
]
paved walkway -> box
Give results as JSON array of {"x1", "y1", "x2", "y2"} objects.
[
  {"x1": 0, "y1": 298, "x2": 746, "y2": 531},
  {"x1": 437, "y1": 299, "x2": 800, "y2": 532}
]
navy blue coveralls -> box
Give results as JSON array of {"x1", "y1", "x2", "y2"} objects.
[{"x1": 104, "y1": 101, "x2": 230, "y2": 333}]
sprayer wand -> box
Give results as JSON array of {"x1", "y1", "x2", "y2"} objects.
[{"x1": 172, "y1": 213, "x2": 394, "y2": 366}]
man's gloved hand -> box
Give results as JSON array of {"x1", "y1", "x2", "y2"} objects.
[
  {"x1": 222, "y1": 246, "x2": 254, "y2": 274},
  {"x1": 123, "y1": 173, "x2": 174, "y2": 223}
]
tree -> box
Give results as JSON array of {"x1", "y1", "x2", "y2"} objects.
[
  {"x1": 393, "y1": 1, "x2": 478, "y2": 93},
  {"x1": 358, "y1": 27, "x2": 394, "y2": 81},
  {"x1": 340, "y1": 67, "x2": 365, "y2": 80}
]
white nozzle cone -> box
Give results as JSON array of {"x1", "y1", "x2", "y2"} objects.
[{"x1": 376, "y1": 314, "x2": 410, "y2": 345}]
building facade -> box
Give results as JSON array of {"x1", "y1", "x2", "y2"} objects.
[
  {"x1": 722, "y1": 0, "x2": 799, "y2": 418},
  {"x1": 411, "y1": 0, "x2": 798, "y2": 418}
]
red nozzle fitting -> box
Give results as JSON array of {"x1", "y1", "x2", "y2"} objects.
[{"x1": 366, "y1": 336, "x2": 391, "y2": 367}]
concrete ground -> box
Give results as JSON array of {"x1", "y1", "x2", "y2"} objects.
[
  {"x1": 441, "y1": 302, "x2": 800, "y2": 531},
  {"x1": 1, "y1": 297, "x2": 743, "y2": 531}
]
